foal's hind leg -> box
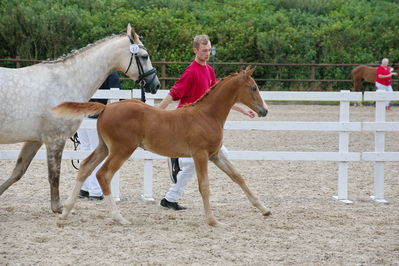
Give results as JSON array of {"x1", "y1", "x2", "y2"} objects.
[
  {"x1": 0, "y1": 141, "x2": 42, "y2": 195},
  {"x1": 96, "y1": 151, "x2": 131, "y2": 225},
  {"x1": 60, "y1": 143, "x2": 108, "y2": 220},
  {"x1": 210, "y1": 151, "x2": 271, "y2": 217}
]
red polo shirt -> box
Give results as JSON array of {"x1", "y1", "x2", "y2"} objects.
[
  {"x1": 169, "y1": 61, "x2": 217, "y2": 108},
  {"x1": 376, "y1": 66, "x2": 392, "y2": 86}
]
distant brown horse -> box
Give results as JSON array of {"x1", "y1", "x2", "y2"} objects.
[
  {"x1": 351, "y1": 64, "x2": 397, "y2": 92},
  {"x1": 351, "y1": 65, "x2": 377, "y2": 92},
  {"x1": 52, "y1": 67, "x2": 270, "y2": 226}
]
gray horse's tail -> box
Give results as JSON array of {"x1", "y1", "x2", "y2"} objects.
[{"x1": 51, "y1": 102, "x2": 106, "y2": 119}]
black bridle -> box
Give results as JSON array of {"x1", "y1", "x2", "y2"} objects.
[
  {"x1": 125, "y1": 37, "x2": 157, "y2": 102},
  {"x1": 70, "y1": 37, "x2": 158, "y2": 170}
]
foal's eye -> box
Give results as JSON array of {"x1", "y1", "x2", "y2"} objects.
[
  {"x1": 141, "y1": 55, "x2": 149, "y2": 60},
  {"x1": 251, "y1": 86, "x2": 257, "y2": 92}
]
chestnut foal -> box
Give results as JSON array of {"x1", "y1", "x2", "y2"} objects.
[{"x1": 53, "y1": 67, "x2": 270, "y2": 226}]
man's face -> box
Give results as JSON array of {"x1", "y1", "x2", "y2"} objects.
[{"x1": 194, "y1": 42, "x2": 211, "y2": 63}]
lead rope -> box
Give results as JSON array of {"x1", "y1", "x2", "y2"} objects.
[{"x1": 70, "y1": 132, "x2": 80, "y2": 170}]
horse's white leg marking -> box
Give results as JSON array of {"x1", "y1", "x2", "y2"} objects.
[
  {"x1": 60, "y1": 180, "x2": 83, "y2": 220},
  {"x1": 0, "y1": 141, "x2": 42, "y2": 195},
  {"x1": 210, "y1": 152, "x2": 271, "y2": 217},
  {"x1": 105, "y1": 195, "x2": 130, "y2": 225}
]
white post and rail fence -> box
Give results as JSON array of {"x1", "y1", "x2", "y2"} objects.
[{"x1": 0, "y1": 90, "x2": 398, "y2": 204}]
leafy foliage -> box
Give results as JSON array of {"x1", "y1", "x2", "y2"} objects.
[{"x1": 0, "y1": 0, "x2": 398, "y2": 90}]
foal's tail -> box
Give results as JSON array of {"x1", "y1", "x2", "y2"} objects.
[{"x1": 51, "y1": 102, "x2": 106, "y2": 119}]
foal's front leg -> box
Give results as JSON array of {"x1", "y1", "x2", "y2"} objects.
[
  {"x1": 210, "y1": 151, "x2": 271, "y2": 217},
  {"x1": 193, "y1": 152, "x2": 218, "y2": 226}
]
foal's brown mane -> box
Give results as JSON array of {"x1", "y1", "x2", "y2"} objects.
[
  {"x1": 184, "y1": 71, "x2": 242, "y2": 108},
  {"x1": 42, "y1": 33, "x2": 125, "y2": 64}
]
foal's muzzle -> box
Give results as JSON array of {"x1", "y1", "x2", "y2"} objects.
[{"x1": 257, "y1": 106, "x2": 268, "y2": 117}]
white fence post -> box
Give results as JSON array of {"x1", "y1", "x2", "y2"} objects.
[
  {"x1": 371, "y1": 95, "x2": 388, "y2": 203},
  {"x1": 142, "y1": 159, "x2": 154, "y2": 202},
  {"x1": 333, "y1": 90, "x2": 353, "y2": 204}
]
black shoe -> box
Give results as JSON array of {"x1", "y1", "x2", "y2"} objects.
[
  {"x1": 167, "y1": 158, "x2": 181, "y2": 184},
  {"x1": 79, "y1": 190, "x2": 89, "y2": 198},
  {"x1": 160, "y1": 198, "x2": 186, "y2": 211},
  {"x1": 89, "y1": 195, "x2": 104, "y2": 201}
]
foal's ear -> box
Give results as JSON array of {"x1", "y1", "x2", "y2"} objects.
[{"x1": 244, "y1": 66, "x2": 256, "y2": 76}]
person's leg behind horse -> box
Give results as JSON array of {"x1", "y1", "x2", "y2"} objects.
[
  {"x1": 376, "y1": 82, "x2": 391, "y2": 107},
  {"x1": 386, "y1": 85, "x2": 393, "y2": 108},
  {"x1": 210, "y1": 148, "x2": 271, "y2": 217},
  {"x1": 78, "y1": 127, "x2": 121, "y2": 200},
  {"x1": 77, "y1": 127, "x2": 96, "y2": 195},
  {"x1": 164, "y1": 157, "x2": 195, "y2": 204}
]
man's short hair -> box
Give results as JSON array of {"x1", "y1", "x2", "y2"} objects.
[{"x1": 193, "y1": 35, "x2": 210, "y2": 49}]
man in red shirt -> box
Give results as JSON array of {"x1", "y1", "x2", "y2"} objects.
[
  {"x1": 157, "y1": 35, "x2": 256, "y2": 210},
  {"x1": 375, "y1": 58, "x2": 397, "y2": 110}
]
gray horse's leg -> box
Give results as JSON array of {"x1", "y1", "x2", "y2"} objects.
[
  {"x1": 45, "y1": 140, "x2": 66, "y2": 213},
  {"x1": 0, "y1": 141, "x2": 42, "y2": 196}
]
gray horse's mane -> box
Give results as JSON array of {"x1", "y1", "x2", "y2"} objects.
[{"x1": 42, "y1": 33, "x2": 126, "y2": 64}]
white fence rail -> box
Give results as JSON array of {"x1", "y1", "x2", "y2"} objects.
[{"x1": 1, "y1": 90, "x2": 398, "y2": 203}]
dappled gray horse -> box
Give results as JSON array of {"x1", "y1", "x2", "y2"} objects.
[{"x1": 0, "y1": 24, "x2": 160, "y2": 213}]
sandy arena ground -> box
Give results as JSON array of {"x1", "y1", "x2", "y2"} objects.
[{"x1": 0, "y1": 104, "x2": 398, "y2": 265}]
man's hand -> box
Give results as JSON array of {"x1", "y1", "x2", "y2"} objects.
[
  {"x1": 244, "y1": 109, "x2": 256, "y2": 118},
  {"x1": 157, "y1": 94, "x2": 173, "y2": 109}
]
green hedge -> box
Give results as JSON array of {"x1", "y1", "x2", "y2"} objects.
[{"x1": 1, "y1": 0, "x2": 398, "y2": 90}]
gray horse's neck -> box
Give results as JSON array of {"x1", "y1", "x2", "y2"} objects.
[{"x1": 39, "y1": 35, "x2": 126, "y2": 103}]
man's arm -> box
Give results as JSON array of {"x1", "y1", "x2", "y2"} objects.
[
  {"x1": 378, "y1": 72, "x2": 398, "y2": 78},
  {"x1": 157, "y1": 94, "x2": 173, "y2": 109},
  {"x1": 232, "y1": 104, "x2": 256, "y2": 118}
]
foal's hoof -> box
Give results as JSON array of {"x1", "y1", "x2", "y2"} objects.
[{"x1": 207, "y1": 217, "x2": 219, "y2": 227}]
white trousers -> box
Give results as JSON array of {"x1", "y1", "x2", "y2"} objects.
[
  {"x1": 77, "y1": 125, "x2": 120, "y2": 200},
  {"x1": 165, "y1": 146, "x2": 228, "y2": 202},
  {"x1": 375, "y1": 82, "x2": 393, "y2": 107}
]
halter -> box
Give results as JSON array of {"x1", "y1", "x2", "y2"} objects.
[{"x1": 125, "y1": 37, "x2": 157, "y2": 102}]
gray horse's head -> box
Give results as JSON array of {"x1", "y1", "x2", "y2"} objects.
[{"x1": 124, "y1": 24, "x2": 160, "y2": 94}]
